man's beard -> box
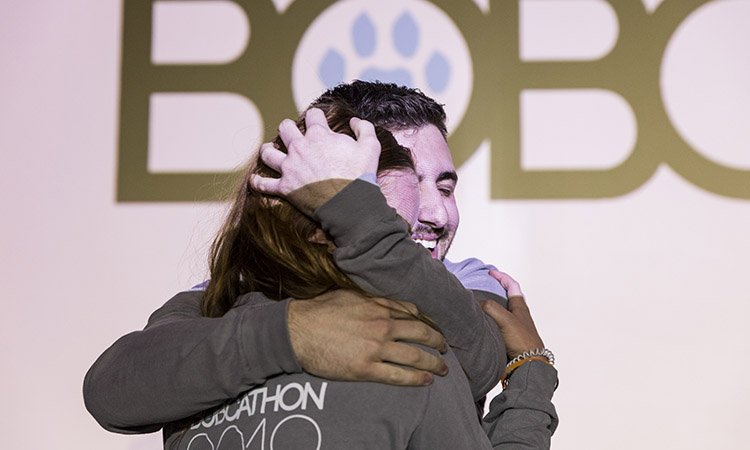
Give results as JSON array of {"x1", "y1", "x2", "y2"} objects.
[{"x1": 411, "y1": 224, "x2": 455, "y2": 260}]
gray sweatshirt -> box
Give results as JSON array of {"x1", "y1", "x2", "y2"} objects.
[
  {"x1": 159, "y1": 294, "x2": 478, "y2": 449},
  {"x1": 161, "y1": 293, "x2": 557, "y2": 449},
  {"x1": 84, "y1": 180, "x2": 557, "y2": 447}
]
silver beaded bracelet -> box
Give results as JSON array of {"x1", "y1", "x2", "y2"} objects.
[{"x1": 506, "y1": 348, "x2": 555, "y2": 369}]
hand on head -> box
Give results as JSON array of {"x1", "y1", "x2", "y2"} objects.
[{"x1": 250, "y1": 108, "x2": 381, "y2": 200}]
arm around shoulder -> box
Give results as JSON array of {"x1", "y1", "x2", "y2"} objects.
[{"x1": 83, "y1": 290, "x2": 300, "y2": 433}]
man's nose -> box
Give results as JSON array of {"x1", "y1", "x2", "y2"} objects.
[{"x1": 418, "y1": 187, "x2": 448, "y2": 229}]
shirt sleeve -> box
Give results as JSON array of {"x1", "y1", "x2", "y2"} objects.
[
  {"x1": 482, "y1": 361, "x2": 559, "y2": 449},
  {"x1": 314, "y1": 179, "x2": 507, "y2": 401},
  {"x1": 82, "y1": 290, "x2": 301, "y2": 433},
  {"x1": 443, "y1": 258, "x2": 508, "y2": 302}
]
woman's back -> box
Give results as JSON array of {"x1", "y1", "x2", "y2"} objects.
[{"x1": 164, "y1": 293, "x2": 492, "y2": 450}]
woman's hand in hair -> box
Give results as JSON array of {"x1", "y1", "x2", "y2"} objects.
[{"x1": 251, "y1": 108, "x2": 381, "y2": 215}]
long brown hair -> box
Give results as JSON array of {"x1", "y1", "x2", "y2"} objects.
[{"x1": 202, "y1": 104, "x2": 415, "y2": 317}]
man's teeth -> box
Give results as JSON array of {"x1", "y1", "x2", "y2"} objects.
[{"x1": 414, "y1": 239, "x2": 436, "y2": 250}]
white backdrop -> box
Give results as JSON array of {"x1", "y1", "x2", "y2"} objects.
[{"x1": 2, "y1": 1, "x2": 749, "y2": 449}]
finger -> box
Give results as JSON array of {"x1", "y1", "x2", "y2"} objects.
[
  {"x1": 364, "y1": 363, "x2": 435, "y2": 386},
  {"x1": 349, "y1": 117, "x2": 381, "y2": 157},
  {"x1": 259, "y1": 143, "x2": 286, "y2": 172},
  {"x1": 380, "y1": 341, "x2": 448, "y2": 376},
  {"x1": 388, "y1": 320, "x2": 447, "y2": 353},
  {"x1": 489, "y1": 269, "x2": 523, "y2": 297},
  {"x1": 481, "y1": 299, "x2": 514, "y2": 328},
  {"x1": 278, "y1": 118, "x2": 303, "y2": 149},
  {"x1": 249, "y1": 173, "x2": 281, "y2": 195},
  {"x1": 350, "y1": 117, "x2": 376, "y2": 140},
  {"x1": 304, "y1": 108, "x2": 330, "y2": 133}
]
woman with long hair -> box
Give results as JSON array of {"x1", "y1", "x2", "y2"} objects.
[{"x1": 164, "y1": 106, "x2": 557, "y2": 449}]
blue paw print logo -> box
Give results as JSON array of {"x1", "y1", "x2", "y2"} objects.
[
  {"x1": 318, "y1": 12, "x2": 451, "y2": 93},
  {"x1": 293, "y1": 0, "x2": 472, "y2": 131}
]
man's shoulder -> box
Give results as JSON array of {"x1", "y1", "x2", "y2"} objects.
[
  {"x1": 189, "y1": 280, "x2": 209, "y2": 291},
  {"x1": 443, "y1": 257, "x2": 507, "y2": 299}
]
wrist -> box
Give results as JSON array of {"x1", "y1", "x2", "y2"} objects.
[
  {"x1": 500, "y1": 348, "x2": 555, "y2": 388},
  {"x1": 287, "y1": 179, "x2": 354, "y2": 217}
]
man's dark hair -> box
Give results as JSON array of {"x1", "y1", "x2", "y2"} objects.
[{"x1": 309, "y1": 80, "x2": 448, "y2": 137}]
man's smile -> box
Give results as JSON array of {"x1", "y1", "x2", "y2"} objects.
[
  {"x1": 411, "y1": 230, "x2": 442, "y2": 257},
  {"x1": 413, "y1": 238, "x2": 437, "y2": 252}
]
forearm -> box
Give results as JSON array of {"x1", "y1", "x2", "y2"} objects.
[
  {"x1": 483, "y1": 361, "x2": 559, "y2": 449},
  {"x1": 83, "y1": 291, "x2": 300, "y2": 433},
  {"x1": 315, "y1": 180, "x2": 506, "y2": 399}
]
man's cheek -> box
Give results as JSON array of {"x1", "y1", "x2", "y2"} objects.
[
  {"x1": 392, "y1": 178, "x2": 418, "y2": 201},
  {"x1": 378, "y1": 174, "x2": 420, "y2": 225},
  {"x1": 399, "y1": 190, "x2": 421, "y2": 225}
]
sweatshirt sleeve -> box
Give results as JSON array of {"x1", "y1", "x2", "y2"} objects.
[
  {"x1": 314, "y1": 179, "x2": 507, "y2": 400},
  {"x1": 483, "y1": 361, "x2": 559, "y2": 449},
  {"x1": 82, "y1": 290, "x2": 301, "y2": 434}
]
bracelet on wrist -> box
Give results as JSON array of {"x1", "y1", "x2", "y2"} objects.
[{"x1": 500, "y1": 348, "x2": 555, "y2": 388}]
